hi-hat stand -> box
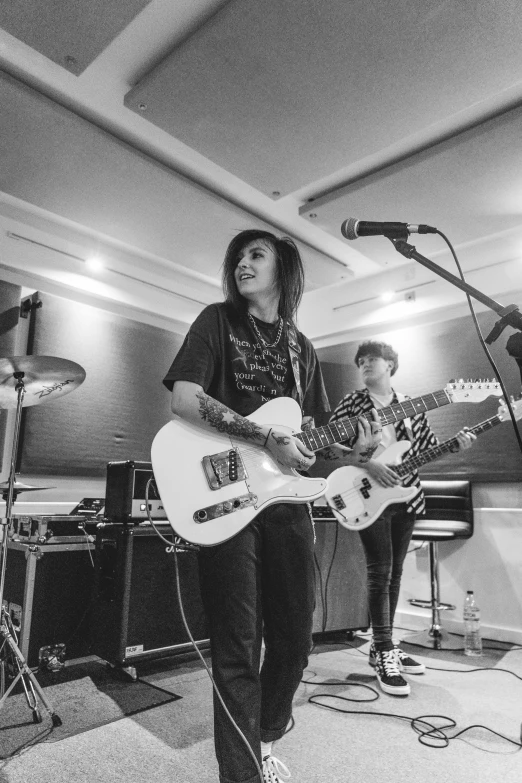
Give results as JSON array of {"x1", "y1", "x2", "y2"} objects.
[
  {"x1": 0, "y1": 356, "x2": 85, "y2": 725},
  {"x1": 0, "y1": 371, "x2": 61, "y2": 725}
]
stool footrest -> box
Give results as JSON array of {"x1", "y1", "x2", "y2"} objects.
[
  {"x1": 409, "y1": 598, "x2": 455, "y2": 611},
  {"x1": 402, "y1": 628, "x2": 464, "y2": 650}
]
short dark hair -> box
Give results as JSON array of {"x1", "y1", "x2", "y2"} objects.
[
  {"x1": 222, "y1": 229, "x2": 305, "y2": 321},
  {"x1": 354, "y1": 340, "x2": 399, "y2": 376}
]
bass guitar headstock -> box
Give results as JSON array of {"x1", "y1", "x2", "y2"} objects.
[{"x1": 497, "y1": 395, "x2": 522, "y2": 422}]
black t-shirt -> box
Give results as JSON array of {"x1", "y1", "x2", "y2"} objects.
[{"x1": 163, "y1": 302, "x2": 330, "y2": 419}]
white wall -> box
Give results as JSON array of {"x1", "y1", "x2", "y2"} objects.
[{"x1": 397, "y1": 482, "x2": 522, "y2": 644}]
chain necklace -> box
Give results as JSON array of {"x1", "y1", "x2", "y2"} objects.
[{"x1": 247, "y1": 311, "x2": 284, "y2": 350}]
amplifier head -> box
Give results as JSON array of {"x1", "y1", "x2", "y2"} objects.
[{"x1": 105, "y1": 460, "x2": 167, "y2": 524}]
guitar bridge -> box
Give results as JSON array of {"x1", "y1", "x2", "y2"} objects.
[
  {"x1": 194, "y1": 493, "x2": 257, "y2": 523},
  {"x1": 202, "y1": 449, "x2": 247, "y2": 490}
]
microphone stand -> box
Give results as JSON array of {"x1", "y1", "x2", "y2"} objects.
[{"x1": 388, "y1": 234, "x2": 522, "y2": 381}]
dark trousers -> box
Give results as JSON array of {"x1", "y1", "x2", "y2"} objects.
[
  {"x1": 358, "y1": 506, "x2": 415, "y2": 648},
  {"x1": 198, "y1": 503, "x2": 315, "y2": 783}
]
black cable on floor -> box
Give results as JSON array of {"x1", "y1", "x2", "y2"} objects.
[
  {"x1": 307, "y1": 696, "x2": 522, "y2": 751},
  {"x1": 305, "y1": 638, "x2": 522, "y2": 751}
]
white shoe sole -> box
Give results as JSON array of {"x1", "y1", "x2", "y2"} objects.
[
  {"x1": 376, "y1": 674, "x2": 411, "y2": 696},
  {"x1": 399, "y1": 663, "x2": 426, "y2": 675}
]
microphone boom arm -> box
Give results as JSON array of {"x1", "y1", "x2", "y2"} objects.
[{"x1": 390, "y1": 238, "x2": 522, "y2": 337}]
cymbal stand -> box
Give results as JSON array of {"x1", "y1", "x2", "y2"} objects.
[{"x1": 0, "y1": 371, "x2": 61, "y2": 726}]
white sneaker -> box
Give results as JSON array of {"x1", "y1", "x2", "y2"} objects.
[{"x1": 262, "y1": 754, "x2": 291, "y2": 783}]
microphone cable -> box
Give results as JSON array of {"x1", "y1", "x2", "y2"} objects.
[
  {"x1": 145, "y1": 478, "x2": 264, "y2": 783},
  {"x1": 434, "y1": 229, "x2": 522, "y2": 456}
]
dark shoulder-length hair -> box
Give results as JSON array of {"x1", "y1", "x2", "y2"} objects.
[{"x1": 222, "y1": 229, "x2": 305, "y2": 322}]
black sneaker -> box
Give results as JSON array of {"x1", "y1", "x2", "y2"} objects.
[
  {"x1": 373, "y1": 649, "x2": 410, "y2": 695},
  {"x1": 395, "y1": 646, "x2": 426, "y2": 674}
]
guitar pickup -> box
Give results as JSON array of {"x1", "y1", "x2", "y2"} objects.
[
  {"x1": 359, "y1": 476, "x2": 372, "y2": 500},
  {"x1": 194, "y1": 493, "x2": 257, "y2": 523},
  {"x1": 202, "y1": 449, "x2": 247, "y2": 490},
  {"x1": 331, "y1": 494, "x2": 346, "y2": 511}
]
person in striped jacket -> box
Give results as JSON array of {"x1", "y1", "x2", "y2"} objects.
[{"x1": 330, "y1": 340, "x2": 475, "y2": 696}]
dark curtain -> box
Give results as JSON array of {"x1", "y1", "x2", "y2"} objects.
[{"x1": 20, "y1": 292, "x2": 184, "y2": 476}]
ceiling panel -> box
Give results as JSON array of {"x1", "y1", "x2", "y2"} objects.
[
  {"x1": 0, "y1": 0, "x2": 152, "y2": 74},
  {"x1": 0, "y1": 71, "x2": 342, "y2": 291},
  {"x1": 303, "y1": 103, "x2": 522, "y2": 268},
  {"x1": 125, "y1": 0, "x2": 522, "y2": 196}
]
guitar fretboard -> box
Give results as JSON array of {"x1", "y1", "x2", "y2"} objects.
[
  {"x1": 394, "y1": 415, "x2": 501, "y2": 477},
  {"x1": 297, "y1": 389, "x2": 451, "y2": 452}
]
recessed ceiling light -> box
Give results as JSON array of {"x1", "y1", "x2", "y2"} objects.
[{"x1": 85, "y1": 255, "x2": 103, "y2": 272}]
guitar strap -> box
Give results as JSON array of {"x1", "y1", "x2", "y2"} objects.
[
  {"x1": 286, "y1": 321, "x2": 304, "y2": 410},
  {"x1": 394, "y1": 390, "x2": 413, "y2": 442},
  {"x1": 284, "y1": 322, "x2": 317, "y2": 542}
]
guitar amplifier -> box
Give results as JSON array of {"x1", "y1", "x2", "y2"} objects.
[
  {"x1": 311, "y1": 501, "x2": 369, "y2": 635},
  {"x1": 91, "y1": 523, "x2": 208, "y2": 671},
  {"x1": 104, "y1": 460, "x2": 167, "y2": 524}
]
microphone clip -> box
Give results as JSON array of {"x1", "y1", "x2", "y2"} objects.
[{"x1": 485, "y1": 304, "x2": 520, "y2": 345}]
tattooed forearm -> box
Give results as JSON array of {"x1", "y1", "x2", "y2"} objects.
[
  {"x1": 196, "y1": 390, "x2": 263, "y2": 441},
  {"x1": 271, "y1": 432, "x2": 291, "y2": 446},
  {"x1": 317, "y1": 446, "x2": 343, "y2": 462},
  {"x1": 357, "y1": 446, "x2": 378, "y2": 464}
]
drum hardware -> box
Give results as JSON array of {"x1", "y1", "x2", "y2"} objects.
[
  {"x1": 0, "y1": 478, "x2": 55, "y2": 500},
  {"x1": 0, "y1": 355, "x2": 85, "y2": 725}
]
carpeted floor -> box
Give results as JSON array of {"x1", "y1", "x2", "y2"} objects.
[
  {"x1": 0, "y1": 636, "x2": 521, "y2": 782},
  {"x1": 0, "y1": 658, "x2": 181, "y2": 760}
]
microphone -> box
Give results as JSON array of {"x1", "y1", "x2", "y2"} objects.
[{"x1": 341, "y1": 218, "x2": 437, "y2": 240}]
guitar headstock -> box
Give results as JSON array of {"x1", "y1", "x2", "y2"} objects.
[
  {"x1": 445, "y1": 378, "x2": 502, "y2": 403},
  {"x1": 497, "y1": 396, "x2": 522, "y2": 422}
]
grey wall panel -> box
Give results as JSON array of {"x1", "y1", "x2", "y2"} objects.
[{"x1": 20, "y1": 292, "x2": 183, "y2": 476}]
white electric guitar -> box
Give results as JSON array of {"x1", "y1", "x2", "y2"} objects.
[
  {"x1": 151, "y1": 380, "x2": 501, "y2": 545},
  {"x1": 325, "y1": 397, "x2": 521, "y2": 531}
]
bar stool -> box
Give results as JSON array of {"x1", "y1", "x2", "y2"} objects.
[{"x1": 405, "y1": 479, "x2": 473, "y2": 650}]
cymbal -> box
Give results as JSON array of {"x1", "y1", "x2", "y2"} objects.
[
  {"x1": 0, "y1": 356, "x2": 86, "y2": 409},
  {"x1": 0, "y1": 479, "x2": 55, "y2": 493}
]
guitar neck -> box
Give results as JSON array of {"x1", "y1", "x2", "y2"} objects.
[
  {"x1": 394, "y1": 414, "x2": 502, "y2": 477},
  {"x1": 298, "y1": 388, "x2": 452, "y2": 453}
]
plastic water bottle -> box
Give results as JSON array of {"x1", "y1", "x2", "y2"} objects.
[{"x1": 463, "y1": 590, "x2": 482, "y2": 656}]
